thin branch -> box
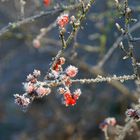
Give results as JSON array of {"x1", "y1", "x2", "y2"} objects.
[
  {"x1": 0, "y1": 3, "x2": 82, "y2": 37},
  {"x1": 47, "y1": 0, "x2": 95, "y2": 77},
  {"x1": 45, "y1": 48, "x2": 137, "y2": 102},
  {"x1": 71, "y1": 74, "x2": 136, "y2": 84},
  {"x1": 42, "y1": 74, "x2": 136, "y2": 88},
  {"x1": 96, "y1": 21, "x2": 140, "y2": 69}
]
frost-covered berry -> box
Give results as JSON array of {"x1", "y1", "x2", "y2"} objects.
[
  {"x1": 26, "y1": 73, "x2": 37, "y2": 83},
  {"x1": 53, "y1": 63, "x2": 61, "y2": 72},
  {"x1": 33, "y1": 69, "x2": 41, "y2": 77},
  {"x1": 14, "y1": 94, "x2": 30, "y2": 108},
  {"x1": 64, "y1": 92, "x2": 76, "y2": 106},
  {"x1": 36, "y1": 86, "x2": 51, "y2": 97},
  {"x1": 52, "y1": 57, "x2": 65, "y2": 72},
  {"x1": 65, "y1": 98, "x2": 76, "y2": 106},
  {"x1": 24, "y1": 82, "x2": 35, "y2": 94},
  {"x1": 51, "y1": 70, "x2": 59, "y2": 78},
  {"x1": 57, "y1": 13, "x2": 69, "y2": 28},
  {"x1": 26, "y1": 74, "x2": 35, "y2": 82},
  {"x1": 63, "y1": 90, "x2": 81, "y2": 107},
  {"x1": 61, "y1": 75, "x2": 72, "y2": 87},
  {"x1": 65, "y1": 65, "x2": 78, "y2": 77}
]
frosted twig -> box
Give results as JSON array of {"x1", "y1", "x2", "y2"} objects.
[
  {"x1": 42, "y1": 74, "x2": 136, "y2": 87},
  {"x1": 47, "y1": 0, "x2": 95, "y2": 77},
  {"x1": 71, "y1": 74, "x2": 136, "y2": 84}
]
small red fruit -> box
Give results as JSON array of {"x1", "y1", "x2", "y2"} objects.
[
  {"x1": 43, "y1": 0, "x2": 51, "y2": 7},
  {"x1": 57, "y1": 13, "x2": 69, "y2": 28}
]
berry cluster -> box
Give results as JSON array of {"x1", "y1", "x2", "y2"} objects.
[
  {"x1": 14, "y1": 57, "x2": 81, "y2": 108},
  {"x1": 14, "y1": 70, "x2": 51, "y2": 108},
  {"x1": 47, "y1": 57, "x2": 81, "y2": 106}
]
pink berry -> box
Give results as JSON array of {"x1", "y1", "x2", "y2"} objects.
[
  {"x1": 14, "y1": 94, "x2": 30, "y2": 108},
  {"x1": 24, "y1": 82, "x2": 34, "y2": 93},
  {"x1": 65, "y1": 65, "x2": 78, "y2": 77},
  {"x1": 33, "y1": 39, "x2": 41, "y2": 48},
  {"x1": 36, "y1": 86, "x2": 51, "y2": 97}
]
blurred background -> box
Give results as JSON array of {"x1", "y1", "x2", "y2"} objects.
[{"x1": 0, "y1": 0, "x2": 140, "y2": 139}]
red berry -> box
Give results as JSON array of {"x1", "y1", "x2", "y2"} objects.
[
  {"x1": 53, "y1": 63, "x2": 60, "y2": 71},
  {"x1": 57, "y1": 14, "x2": 69, "y2": 28},
  {"x1": 64, "y1": 92, "x2": 77, "y2": 106},
  {"x1": 64, "y1": 92, "x2": 71, "y2": 99},
  {"x1": 44, "y1": 0, "x2": 51, "y2": 7}
]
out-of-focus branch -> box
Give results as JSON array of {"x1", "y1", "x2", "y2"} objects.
[
  {"x1": 42, "y1": 38, "x2": 100, "y2": 53},
  {"x1": 96, "y1": 21, "x2": 140, "y2": 69},
  {"x1": 19, "y1": 0, "x2": 26, "y2": 19},
  {"x1": 0, "y1": 3, "x2": 82, "y2": 37}
]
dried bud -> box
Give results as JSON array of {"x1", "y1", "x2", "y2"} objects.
[
  {"x1": 126, "y1": 109, "x2": 140, "y2": 120},
  {"x1": 70, "y1": 15, "x2": 76, "y2": 24},
  {"x1": 58, "y1": 87, "x2": 66, "y2": 94},
  {"x1": 74, "y1": 21, "x2": 80, "y2": 27},
  {"x1": 73, "y1": 89, "x2": 81, "y2": 100},
  {"x1": 60, "y1": 27, "x2": 66, "y2": 34},
  {"x1": 115, "y1": 23, "x2": 121, "y2": 30},
  {"x1": 100, "y1": 117, "x2": 116, "y2": 131},
  {"x1": 126, "y1": 7, "x2": 132, "y2": 15}
]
